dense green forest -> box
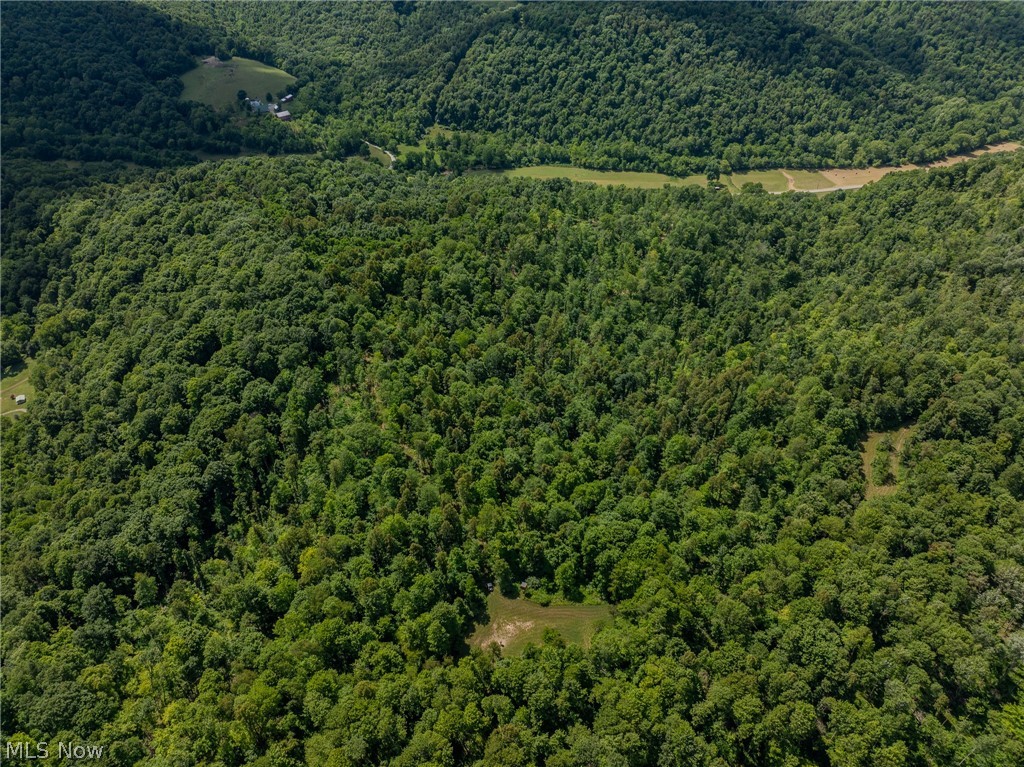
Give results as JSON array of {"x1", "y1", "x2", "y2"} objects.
[
  {"x1": 433, "y1": 3, "x2": 1024, "y2": 174},
  {"x1": 3, "y1": 2, "x2": 1021, "y2": 175},
  {"x1": 0, "y1": 2, "x2": 312, "y2": 322},
  {"x1": 3, "y1": 0, "x2": 1021, "y2": 314},
  {"x1": 0, "y1": 2, "x2": 311, "y2": 165},
  {"x1": 3, "y1": 3, "x2": 1024, "y2": 766},
  {"x1": 0, "y1": 2, "x2": 230, "y2": 165},
  {"x1": 3, "y1": 153, "x2": 1024, "y2": 765},
  {"x1": 156, "y1": 1, "x2": 1023, "y2": 173}
]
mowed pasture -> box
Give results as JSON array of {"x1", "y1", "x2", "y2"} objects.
[
  {"x1": 506, "y1": 165, "x2": 829, "y2": 193},
  {"x1": 500, "y1": 143, "x2": 1022, "y2": 193},
  {"x1": 180, "y1": 56, "x2": 296, "y2": 111},
  {"x1": 469, "y1": 593, "x2": 612, "y2": 656},
  {"x1": 725, "y1": 170, "x2": 791, "y2": 193},
  {"x1": 1, "y1": 361, "x2": 35, "y2": 418},
  {"x1": 503, "y1": 165, "x2": 708, "y2": 189}
]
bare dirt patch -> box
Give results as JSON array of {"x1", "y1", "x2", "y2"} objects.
[{"x1": 476, "y1": 618, "x2": 536, "y2": 650}]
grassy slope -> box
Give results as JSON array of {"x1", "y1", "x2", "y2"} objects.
[
  {"x1": 180, "y1": 57, "x2": 295, "y2": 111},
  {"x1": 366, "y1": 144, "x2": 393, "y2": 167}
]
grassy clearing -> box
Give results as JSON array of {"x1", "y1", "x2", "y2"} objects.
[
  {"x1": 505, "y1": 166, "x2": 830, "y2": 193},
  {"x1": 180, "y1": 56, "x2": 295, "y2": 111},
  {"x1": 786, "y1": 169, "x2": 836, "y2": 191},
  {"x1": 469, "y1": 592, "x2": 612, "y2": 656},
  {"x1": 397, "y1": 125, "x2": 453, "y2": 155},
  {"x1": 367, "y1": 144, "x2": 392, "y2": 167},
  {"x1": 862, "y1": 426, "x2": 913, "y2": 498},
  {"x1": 726, "y1": 170, "x2": 790, "y2": 193},
  {"x1": 503, "y1": 165, "x2": 706, "y2": 189},
  {"x1": 500, "y1": 144, "x2": 1022, "y2": 193},
  {"x1": 1, "y1": 361, "x2": 35, "y2": 418}
]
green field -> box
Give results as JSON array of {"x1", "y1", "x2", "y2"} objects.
[
  {"x1": 1, "y1": 361, "x2": 35, "y2": 418},
  {"x1": 503, "y1": 166, "x2": 845, "y2": 194},
  {"x1": 366, "y1": 143, "x2": 392, "y2": 167},
  {"x1": 469, "y1": 592, "x2": 612, "y2": 656},
  {"x1": 503, "y1": 165, "x2": 707, "y2": 189},
  {"x1": 180, "y1": 57, "x2": 296, "y2": 111},
  {"x1": 502, "y1": 165, "x2": 830, "y2": 193},
  {"x1": 724, "y1": 170, "x2": 790, "y2": 193},
  {"x1": 786, "y1": 169, "x2": 836, "y2": 191}
]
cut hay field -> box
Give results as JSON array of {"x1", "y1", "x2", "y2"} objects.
[
  {"x1": 820, "y1": 141, "x2": 1021, "y2": 188},
  {"x1": 1, "y1": 361, "x2": 35, "y2": 418},
  {"x1": 785, "y1": 169, "x2": 837, "y2": 190},
  {"x1": 469, "y1": 592, "x2": 612, "y2": 656},
  {"x1": 180, "y1": 56, "x2": 295, "y2": 111},
  {"x1": 504, "y1": 165, "x2": 825, "y2": 193}
]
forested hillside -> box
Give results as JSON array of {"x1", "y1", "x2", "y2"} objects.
[
  {"x1": 4, "y1": 1, "x2": 1020, "y2": 174},
  {"x1": 157, "y1": 1, "x2": 1024, "y2": 173},
  {"x1": 0, "y1": 2, "x2": 310, "y2": 165},
  {"x1": 434, "y1": 2, "x2": 1024, "y2": 174},
  {"x1": 3, "y1": 154, "x2": 1023, "y2": 766},
  {"x1": 3, "y1": 3, "x2": 1024, "y2": 765},
  {"x1": 1, "y1": 2, "x2": 228, "y2": 164}
]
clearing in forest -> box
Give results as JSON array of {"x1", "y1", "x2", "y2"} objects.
[
  {"x1": 499, "y1": 143, "x2": 1021, "y2": 193},
  {"x1": 861, "y1": 426, "x2": 913, "y2": 498},
  {"x1": 365, "y1": 142, "x2": 396, "y2": 168},
  {"x1": 469, "y1": 592, "x2": 612, "y2": 656},
  {"x1": 725, "y1": 169, "x2": 791, "y2": 193},
  {"x1": 820, "y1": 142, "x2": 1021, "y2": 188},
  {"x1": 784, "y1": 169, "x2": 838, "y2": 191},
  {"x1": 180, "y1": 56, "x2": 296, "y2": 111},
  {"x1": 397, "y1": 125, "x2": 454, "y2": 155},
  {"x1": 503, "y1": 165, "x2": 707, "y2": 189},
  {"x1": 0, "y1": 361, "x2": 35, "y2": 418}
]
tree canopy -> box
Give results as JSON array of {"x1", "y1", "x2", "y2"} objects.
[
  {"x1": 2, "y1": 4, "x2": 1023, "y2": 765},
  {"x1": 3, "y1": 153, "x2": 1023, "y2": 766}
]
